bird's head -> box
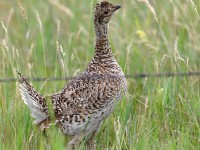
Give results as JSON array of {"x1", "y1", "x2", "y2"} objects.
[{"x1": 94, "y1": 1, "x2": 121, "y2": 25}]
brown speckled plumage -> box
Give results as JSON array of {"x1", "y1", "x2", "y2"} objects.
[{"x1": 18, "y1": 1, "x2": 126, "y2": 149}]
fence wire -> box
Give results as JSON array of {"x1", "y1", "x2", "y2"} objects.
[{"x1": 0, "y1": 72, "x2": 200, "y2": 83}]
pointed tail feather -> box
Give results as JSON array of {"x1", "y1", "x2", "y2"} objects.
[{"x1": 17, "y1": 72, "x2": 49, "y2": 124}]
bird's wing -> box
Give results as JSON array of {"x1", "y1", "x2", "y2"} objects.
[
  {"x1": 43, "y1": 75, "x2": 115, "y2": 127},
  {"x1": 54, "y1": 75, "x2": 113, "y2": 113}
]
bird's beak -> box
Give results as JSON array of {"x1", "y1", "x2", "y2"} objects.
[{"x1": 113, "y1": 4, "x2": 122, "y2": 12}]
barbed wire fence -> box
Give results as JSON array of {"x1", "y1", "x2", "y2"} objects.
[{"x1": 0, "y1": 72, "x2": 200, "y2": 83}]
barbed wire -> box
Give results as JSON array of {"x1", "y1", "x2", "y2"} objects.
[{"x1": 0, "y1": 72, "x2": 200, "y2": 83}]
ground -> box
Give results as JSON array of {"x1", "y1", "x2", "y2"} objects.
[{"x1": 0, "y1": 0, "x2": 200, "y2": 149}]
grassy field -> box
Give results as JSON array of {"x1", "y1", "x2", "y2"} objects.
[{"x1": 0, "y1": 0, "x2": 200, "y2": 149}]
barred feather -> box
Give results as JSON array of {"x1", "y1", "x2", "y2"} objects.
[{"x1": 18, "y1": 72, "x2": 49, "y2": 124}]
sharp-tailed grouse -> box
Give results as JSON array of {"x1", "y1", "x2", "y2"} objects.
[{"x1": 18, "y1": 1, "x2": 127, "y2": 149}]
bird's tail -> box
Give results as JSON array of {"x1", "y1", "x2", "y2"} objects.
[{"x1": 17, "y1": 72, "x2": 49, "y2": 125}]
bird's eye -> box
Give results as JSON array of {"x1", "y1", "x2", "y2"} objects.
[{"x1": 104, "y1": 11, "x2": 109, "y2": 15}]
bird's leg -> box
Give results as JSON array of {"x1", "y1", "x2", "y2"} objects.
[
  {"x1": 86, "y1": 123, "x2": 101, "y2": 150},
  {"x1": 42, "y1": 129, "x2": 47, "y2": 137},
  {"x1": 86, "y1": 131, "x2": 97, "y2": 150},
  {"x1": 86, "y1": 130, "x2": 98, "y2": 150},
  {"x1": 67, "y1": 133, "x2": 87, "y2": 150}
]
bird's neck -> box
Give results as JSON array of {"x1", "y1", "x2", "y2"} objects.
[
  {"x1": 84, "y1": 19, "x2": 120, "y2": 75},
  {"x1": 94, "y1": 19, "x2": 112, "y2": 58},
  {"x1": 95, "y1": 23, "x2": 109, "y2": 39},
  {"x1": 94, "y1": 38, "x2": 112, "y2": 58}
]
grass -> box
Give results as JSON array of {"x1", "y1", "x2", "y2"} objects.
[{"x1": 0, "y1": 0, "x2": 200, "y2": 149}]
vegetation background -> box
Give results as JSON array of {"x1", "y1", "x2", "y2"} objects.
[{"x1": 0, "y1": 0, "x2": 200, "y2": 149}]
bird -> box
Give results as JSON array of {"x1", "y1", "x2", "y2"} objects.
[{"x1": 18, "y1": 1, "x2": 127, "y2": 150}]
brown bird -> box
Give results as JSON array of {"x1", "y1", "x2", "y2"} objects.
[{"x1": 18, "y1": 1, "x2": 127, "y2": 149}]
